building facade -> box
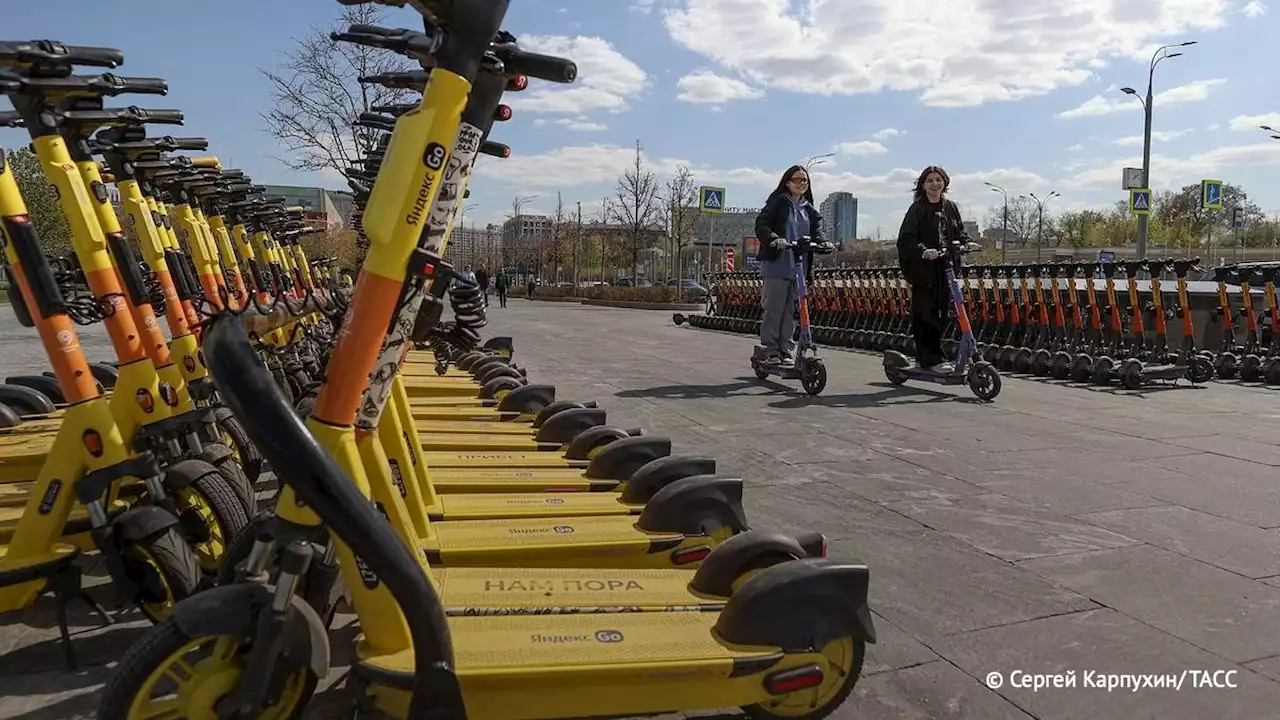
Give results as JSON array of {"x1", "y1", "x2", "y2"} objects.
[
  {"x1": 449, "y1": 223, "x2": 503, "y2": 270},
  {"x1": 259, "y1": 185, "x2": 348, "y2": 230},
  {"x1": 819, "y1": 192, "x2": 858, "y2": 246}
]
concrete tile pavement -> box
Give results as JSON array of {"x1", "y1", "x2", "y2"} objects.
[{"x1": 2, "y1": 301, "x2": 1279, "y2": 718}]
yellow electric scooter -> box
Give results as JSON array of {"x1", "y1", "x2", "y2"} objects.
[
  {"x1": 0, "y1": 57, "x2": 250, "y2": 574},
  {"x1": 99, "y1": 11, "x2": 873, "y2": 717}
]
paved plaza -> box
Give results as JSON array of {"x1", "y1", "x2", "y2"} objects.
[{"x1": 2, "y1": 299, "x2": 1280, "y2": 718}]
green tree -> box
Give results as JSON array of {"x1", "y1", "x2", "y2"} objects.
[
  {"x1": 5, "y1": 147, "x2": 73, "y2": 257},
  {"x1": 1153, "y1": 181, "x2": 1264, "y2": 240}
]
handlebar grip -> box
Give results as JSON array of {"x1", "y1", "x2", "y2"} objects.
[
  {"x1": 190, "y1": 156, "x2": 221, "y2": 169},
  {"x1": 346, "y1": 24, "x2": 398, "y2": 36},
  {"x1": 0, "y1": 41, "x2": 123, "y2": 69},
  {"x1": 61, "y1": 43, "x2": 125, "y2": 68},
  {"x1": 171, "y1": 137, "x2": 208, "y2": 150},
  {"x1": 0, "y1": 110, "x2": 21, "y2": 128},
  {"x1": 115, "y1": 76, "x2": 168, "y2": 94},
  {"x1": 480, "y1": 140, "x2": 510, "y2": 158},
  {"x1": 494, "y1": 47, "x2": 577, "y2": 84},
  {"x1": 137, "y1": 108, "x2": 184, "y2": 124}
]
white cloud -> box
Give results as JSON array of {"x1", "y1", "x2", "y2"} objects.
[
  {"x1": 1066, "y1": 141, "x2": 1280, "y2": 189},
  {"x1": 1242, "y1": 0, "x2": 1267, "y2": 17},
  {"x1": 658, "y1": 0, "x2": 1230, "y2": 108},
  {"x1": 557, "y1": 118, "x2": 607, "y2": 131},
  {"x1": 674, "y1": 70, "x2": 764, "y2": 104},
  {"x1": 1058, "y1": 79, "x2": 1227, "y2": 119},
  {"x1": 835, "y1": 141, "x2": 888, "y2": 156},
  {"x1": 872, "y1": 128, "x2": 905, "y2": 140},
  {"x1": 473, "y1": 143, "x2": 1046, "y2": 212},
  {"x1": 1113, "y1": 129, "x2": 1190, "y2": 147},
  {"x1": 508, "y1": 36, "x2": 648, "y2": 115},
  {"x1": 1229, "y1": 113, "x2": 1280, "y2": 131},
  {"x1": 1066, "y1": 144, "x2": 1085, "y2": 152}
]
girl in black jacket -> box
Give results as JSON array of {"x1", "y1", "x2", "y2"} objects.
[{"x1": 896, "y1": 165, "x2": 980, "y2": 374}]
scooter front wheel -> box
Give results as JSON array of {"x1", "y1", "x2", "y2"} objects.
[
  {"x1": 967, "y1": 361, "x2": 1002, "y2": 401},
  {"x1": 801, "y1": 359, "x2": 827, "y2": 396},
  {"x1": 97, "y1": 606, "x2": 319, "y2": 720}
]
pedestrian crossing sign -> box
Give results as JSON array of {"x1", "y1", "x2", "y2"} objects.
[
  {"x1": 1201, "y1": 179, "x2": 1223, "y2": 209},
  {"x1": 699, "y1": 186, "x2": 725, "y2": 214},
  {"x1": 1129, "y1": 188, "x2": 1151, "y2": 216}
]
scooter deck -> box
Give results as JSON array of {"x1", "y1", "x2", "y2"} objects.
[
  {"x1": 427, "y1": 514, "x2": 696, "y2": 569},
  {"x1": 421, "y1": 452, "x2": 588, "y2": 470},
  {"x1": 406, "y1": 397, "x2": 495, "y2": 407},
  {"x1": 0, "y1": 447, "x2": 59, "y2": 485},
  {"x1": 429, "y1": 492, "x2": 634, "y2": 521},
  {"x1": 410, "y1": 407, "x2": 523, "y2": 422},
  {"x1": 430, "y1": 468, "x2": 612, "y2": 493},
  {"x1": 435, "y1": 566, "x2": 714, "y2": 613},
  {"x1": 357, "y1": 612, "x2": 776, "y2": 720},
  {"x1": 414, "y1": 420, "x2": 534, "y2": 436},
  {"x1": 403, "y1": 385, "x2": 488, "y2": 398},
  {"x1": 416, "y1": 435, "x2": 559, "y2": 452}
]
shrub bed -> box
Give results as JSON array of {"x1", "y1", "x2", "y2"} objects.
[{"x1": 535, "y1": 285, "x2": 704, "y2": 304}]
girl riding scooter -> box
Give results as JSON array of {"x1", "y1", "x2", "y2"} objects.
[
  {"x1": 896, "y1": 165, "x2": 982, "y2": 374},
  {"x1": 753, "y1": 164, "x2": 834, "y2": 366}
]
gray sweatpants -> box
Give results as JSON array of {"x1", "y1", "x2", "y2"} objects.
[{"x1": 760, "y1": 275, "x2": 797, "y2": 357}]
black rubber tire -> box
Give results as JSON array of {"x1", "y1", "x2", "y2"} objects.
[
  {"x1": 209, "y1": 451, "x2": 257, "y2": 518},
  {"x1": 217, "y1": 412, "x2": 263, "y2": 485},
  {"x1": 168, "y1": 462, "x2": 251, "y2": 577},
  {"x1": 96, "y1": 612, "x2": 317, "y2": 720},
  {"x1": 126, "y1": 526, "x2": 202, "y2": 623}
]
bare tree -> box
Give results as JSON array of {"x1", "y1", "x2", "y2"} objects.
[
  {"x1": 544, "y1": 192, "x2": 571, "y2": 283},
  {"x1": 606, "y1": 140, "x2": 663, "y2": 281},
  {"x1": 261, "y1": 4, "x2": 417, "y2": 176},
  {"x1": 661, "y1": 165, "x2": 699, "y2": 283}
]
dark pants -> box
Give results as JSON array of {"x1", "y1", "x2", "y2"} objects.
[
  {"x1": 497, "y1": 288, "x2": 507, "y2": 307},
  {"x1": 910, "y1": 281, "x2": 949, "y2": 367}
]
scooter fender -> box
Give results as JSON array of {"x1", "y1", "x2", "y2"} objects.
[
  {"x1": 714, "y1": 558, "x2": 877, "y2": 649},
  {"x1": 196, "y1": 442, "x2": 235, "y2": 468},
  {"x1": 170, "y1": 583, "x2": 331, "y2": 680},
  {"x1": 112, "y1": 505, "x2": 181, "y2": 543},
  {"x1": 689, "y1": 530, "x2": 825, "y2": 598},
  {"x1": 882, "y1": 349, "x2": 911, "y2": 367},
  {"x1": 636, "y1": 475, "x2": 749, "y2": 536}
]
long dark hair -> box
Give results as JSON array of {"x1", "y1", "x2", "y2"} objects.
[
  {"x1": 768, "y1": 164, "x2": 815, "y2": 205},
  {"x1": 912, "y1": 165, "x2": 950, "y2": 203}
]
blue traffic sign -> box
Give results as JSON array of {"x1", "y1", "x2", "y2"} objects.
[
  {"x1": 1201, "y1": 179, "x2": 1223, "y2": 209},
  {"x1": 1232, "y1": 208, "x2": 1245, "y2": 228},
  {"x1": 1128, "y1": 188, "x2": 1151, "y2": 215},
  {"x1": 699, "y1": 186, "x2": 725, "y2": 214}
]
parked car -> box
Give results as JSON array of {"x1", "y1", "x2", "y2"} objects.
[{"x1": 666, "y1": 278, "x2": 708, "y2": 301}]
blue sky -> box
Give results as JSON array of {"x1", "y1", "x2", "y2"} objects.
[{"x1": 3, "y1": 0, "x2": 1278, "y2": 240}]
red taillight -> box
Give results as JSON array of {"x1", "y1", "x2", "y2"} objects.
[
  {"x1": 671, "y1": 545, "x2": 711, "y2": 565},
  {"x1": 508, "y1": 75, "x2": 528, "y2": 91},
  {"x1": 764, "y1": 664, "x2": 824, "y2": 695},
  {"x1": 495, "y1": 105, "x2": 512, "y2": 121},
  {"x1": 819, "y1": 537, "x2": 828, "y2": 557}
]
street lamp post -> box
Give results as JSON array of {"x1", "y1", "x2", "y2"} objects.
[
  {"x1": 985, "y1": 181, "x2": 1009, "y2": 262},
  {"x1": 1120, "y1": 40, "x2": 1197, "y2": 261},
  {"x1": 512, "y1": 194, "x2": 538, "y2": 282},
  {"x1": 1026, "y1": 191, "x2": 1060, "y2": 262},
  {"x1": 805, "y1": 152, "x2": 835, "y2": 171}
]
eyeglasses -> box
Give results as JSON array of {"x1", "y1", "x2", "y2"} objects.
[{"x1": 789, "y1": 176, "x2": 808, "y2": 184}]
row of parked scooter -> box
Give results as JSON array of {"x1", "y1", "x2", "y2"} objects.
[
  {"x1": 693, "y1": 257, "x2": 1280, "y2": 389},
  {"x1": 0, "y1": 5, "x2": 876, "y2": 720}
]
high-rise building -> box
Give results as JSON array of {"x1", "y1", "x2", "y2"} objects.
[{"x1": 819, "y1": 192, "x2": 858, "y2": 246}]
